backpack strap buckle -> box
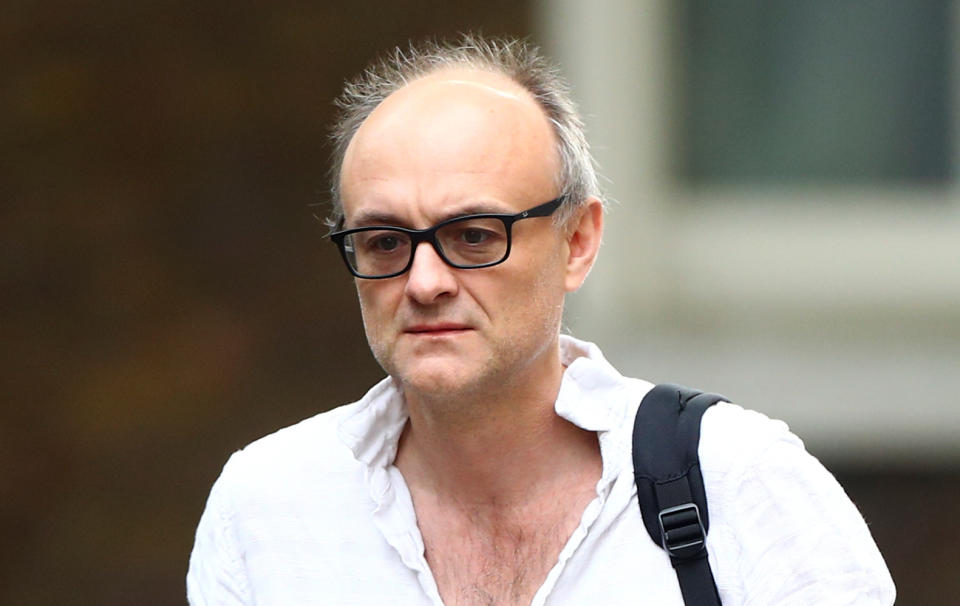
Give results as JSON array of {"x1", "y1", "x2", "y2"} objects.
[{"x1": 658, "y1": 503, "x2": 707, "y2": 561}]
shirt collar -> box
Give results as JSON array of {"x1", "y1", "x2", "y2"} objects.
[
  {"x1": 555, "y1": 335, "x2": 635, "y2": 434},
  {"x1": 337, "y1": 335, "x2": 639, "y2": 469}
]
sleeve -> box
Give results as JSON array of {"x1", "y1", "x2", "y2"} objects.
[
  {"x1": 727, "y1": 432, "x2": 896, "y2": 605},
  {"x1": 186, "y1": 452, "x2": 251, "y2": 606}
]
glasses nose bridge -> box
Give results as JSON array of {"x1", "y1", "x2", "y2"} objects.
[{"x1": 408, "y1": 225, "x2": 450, "y2": 268}]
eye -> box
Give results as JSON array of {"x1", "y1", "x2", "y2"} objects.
[
  {"x1": 360, "y1": 231, "x2": 409, "y2": 254},
  {"x1": 372, "y1": 234, "x2": 401, "y2": 251},
  {"x1": 460, "y1": 228, "x2": 492, "y2": 244},
  {"x1": 436, "y1": 218, "x2": 506, "y2": 257}
]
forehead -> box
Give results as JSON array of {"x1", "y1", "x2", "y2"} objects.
[{"x1": 339, "y1": 68, "x2": 559, "y2": 224}]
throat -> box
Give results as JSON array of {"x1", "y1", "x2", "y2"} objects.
[
  {"x1": 396, "y1": 411, "x2": 601, "y2": 508},
  {"x1": 392, "y1": 364, "x2": 603, "y2": 604}
]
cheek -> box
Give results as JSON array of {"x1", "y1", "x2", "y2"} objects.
[
  {"x1": 356, "y1": 286, "x2": 398, "y2": 372},
  {"x1": 527, "y1": 270, "x2": 566, "y2": 328},
  {"x1": 356, "y1": 285, "x2": 392, "y2": 339},
  {"x1": 491, "y1": 253, "x2": 566, "y2": 330}
]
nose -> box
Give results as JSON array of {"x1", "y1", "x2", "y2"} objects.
[{"x1": 403, "y1": 241, "x2": 458, "y2": 303}]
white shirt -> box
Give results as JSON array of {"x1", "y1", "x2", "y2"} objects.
[{"x1": 187, "y1": 336, "x2": 895, "y2": 605}]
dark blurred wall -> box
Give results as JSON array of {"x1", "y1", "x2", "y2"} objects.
[
  {"x1": 835, "y1": 467, "x2": 960, "y2": 605},
  {"x1": 1, "y1": 2, "x2": 530, "y2": 603}
]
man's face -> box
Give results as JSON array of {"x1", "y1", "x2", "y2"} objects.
[{"x1": 338, "y1": 69, "x2": 579, "y2": 401}]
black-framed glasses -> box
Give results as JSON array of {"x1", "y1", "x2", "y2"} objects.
[{"x1": 330, "y1": 196, "x2": 564, "y2": 279}]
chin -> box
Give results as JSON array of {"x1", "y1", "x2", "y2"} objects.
[{"x1": 394, "y1": 360, "x2": 490, "y2": 401}]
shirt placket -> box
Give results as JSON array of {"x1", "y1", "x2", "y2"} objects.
[{"x1": 368, "y1": 464, "x2": 446, "y2": 606}]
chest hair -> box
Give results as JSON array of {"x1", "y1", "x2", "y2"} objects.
[{"x1": 414, "y1": 491, "x2": 591, "y2": 606}]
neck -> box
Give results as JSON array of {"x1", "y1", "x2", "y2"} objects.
[{"x1": 394, "y1": 346, "x2": 601, "y2": 509}]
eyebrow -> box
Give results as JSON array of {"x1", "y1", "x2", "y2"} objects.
[
  {"x1": 346, "y1": 202, "x2": 513, "y2": 230},
  {"x1": 348, "y1": 210, "x2": 406, "y2": 228}
]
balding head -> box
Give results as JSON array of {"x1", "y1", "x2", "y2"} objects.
[
  {"x1": 327, "y1": 34, "x2": 601, "y2": 228},
  {"x1": 340, "y1": 69, "x2": 560, "y2": 222}
]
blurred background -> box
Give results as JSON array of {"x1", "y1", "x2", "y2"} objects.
[{"x1": 2, "y1": 0, "x2": 957, "y2": 603}]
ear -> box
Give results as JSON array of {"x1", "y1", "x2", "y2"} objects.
[{"x1": 563, "y1": 197, "x2": 604, "y2": 292}]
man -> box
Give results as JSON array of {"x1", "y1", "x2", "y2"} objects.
[{"x1": 188, "y1": 35, "x2": 895, "y2": 605}]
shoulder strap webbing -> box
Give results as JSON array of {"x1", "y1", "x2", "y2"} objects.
[{"x1": 632, "y1": 383, "x2": 726, "y2": 606}]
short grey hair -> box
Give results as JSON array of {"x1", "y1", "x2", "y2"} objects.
[{"x1": 327, "y1": 33, "x2": 602, "y2": 228}]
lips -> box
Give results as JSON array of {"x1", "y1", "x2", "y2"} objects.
[{"x1": 404, "y1": 323, "x2": 472, "y2": 334}]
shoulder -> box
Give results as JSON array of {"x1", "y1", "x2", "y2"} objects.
[
  {"x1": 698, "y1": 402, "x2": 852, "y2": 512},
  {"x1": 242, "y1": 403, "x2": 355, "y2": 463},
  {"x1": 698, "y1": 401, "x2": 845, "y2": 525},
  {"x1": 209, "y1": 402, "x2": 368, "y2": 513},
  {"x1": 193, "y1": 401, "x2": 379, "y2": 562},
  {"x1": 187, "y1": 401, "x2": 393, "y2": 603},
  {"x1": 698, "y1": 403, "x2": 896, "y2": 603},
  {"x1": 698, "y1": 401, "x2": 802, "y2": 478}
]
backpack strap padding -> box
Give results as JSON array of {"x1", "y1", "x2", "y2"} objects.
[{"x1": 633, "y1": 383, "x2": 726, "y2": 606}]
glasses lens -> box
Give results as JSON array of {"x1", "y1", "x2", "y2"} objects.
[
  {"x1": 435, "y1": 217, "x2": 509, "y2": 267},
  {"x1": 344, "y1": 229, "x2": 412, "y2": 277}
]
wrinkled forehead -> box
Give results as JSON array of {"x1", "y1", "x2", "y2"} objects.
[{"x1": 339, "y1": 69, "x2": 560, "y2": 221}]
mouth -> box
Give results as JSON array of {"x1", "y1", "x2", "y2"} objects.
[{"x1": 404, "y1": 323, "x2": 473, "y2": 336}]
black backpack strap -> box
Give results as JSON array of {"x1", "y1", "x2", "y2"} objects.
[{"x1": 632, "y1": 383, "x2": 726, "y2": 606}]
